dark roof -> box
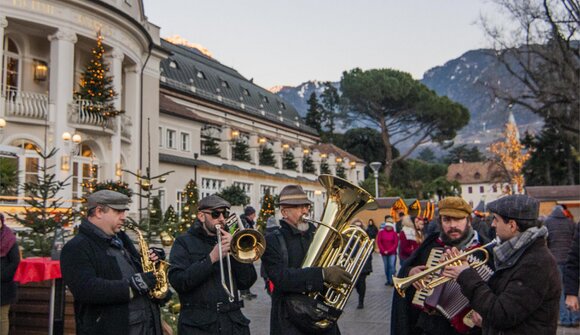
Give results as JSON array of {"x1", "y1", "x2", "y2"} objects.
[
  {"x1": 447, "y1": 161, "x2": 504, "y2": 184},
  {"x1": 159, "y1": 39, "x2": 318, "y2": 136},
  {"x1": 525, "y1": 185, "x2": 580, "y2": 201},
  {"x1": 312, "y1": 143, "x2": 365, "y2": 163}
]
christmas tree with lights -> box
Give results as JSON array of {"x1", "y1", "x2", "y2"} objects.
[
  {"x1": 178, "y1": 179, "x2": 199, "y2": 232},
  {"x1": 76, "y1": 32, "x2": 123, "y2": 121},
  {"x1": 257, "y1": 191, "x2": 276, "y2": 233},
  {"x1": 163, "y1": 205, "x2": 179, "y2": 237}
]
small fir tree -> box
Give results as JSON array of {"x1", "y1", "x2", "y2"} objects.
[
  {"x1": 217, "y1": 185, "x2": 250, "y2": 206},
  {"x1": 282, "y1": 151, "x2": 298, "y2": 170},
  {"x1": 259, "y1": 146, "x2": 276, "y2": 166},
  {"x1": 179, "y1": 179, "x2": 199, "y2": 232},
  {"x1": 202, "y1": 137, "x2": 221, "y2": 156},
  {"x1": 12, "y1": 148, "x2": 75, "y2": 257},
  {"x1": 76, "y1": 32, "x2": 123, "y2": 121},
  {"x1": 232, "y1": 139, "x2": 251, "y2": 161},
  {"x1": 320, "y1": 159, "x2": 330, "y2": 174},
  {"x1": 336, "y1": 163, "x2": 346, "y2": 179},
  {"x1": 0, "y1": 157, "x2": 19, "y2": 197},
  {"x1": 146, "y1": 196, "x2": 164, "y2": 243},
  {"x1": 302, "y1": 155, "x2": 315, "y2": 174},
  {"x1": 257, "y1": 191, "x2": 276, "y2": 233},
  {"x1": 162, "y1": 205, "x2": 179, "y2": 237}
]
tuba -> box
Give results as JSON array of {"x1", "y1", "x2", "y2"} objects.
[
  {"x1": 124, "y1": 220, "x2": 170, "y2": 299},
  {"x1": 292, "y1": 175, "x2": 378, "y2": 330}
]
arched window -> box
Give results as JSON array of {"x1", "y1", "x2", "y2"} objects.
[
  {"x1": 2, "y1": 37, "x2": 21, "y2": 96},
  {"x1": 72, "y1": 144, "x2": 99, "y2": 199},
  {"x1": 8, "y1": 140, "x2": 41, "y2": 199}
]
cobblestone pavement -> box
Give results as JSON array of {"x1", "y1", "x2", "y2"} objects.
[{"x1": 241, "y1": 253, "x2": 580, "y2": 335}]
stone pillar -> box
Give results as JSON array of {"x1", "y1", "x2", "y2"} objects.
[
  {"x1": 312, "y1": 149, "x2": 321, "y2": 175},
  {"x1": 123, "y1": 65, "x2": 139, "y2": 173},
  {"x1": 328, "y1": 154, "x2": 337, "y2": 175},
  {"x1": 0, "y1": 16, "x2": 7, "y2": 119},
  {"x1": 249, "y1": 133, "x2": 259, "y2": 165},
  {"x1": 106, "y1": 49, "x2": 124, "y2": 180},
  {"x1": 273, "y1": 140, "x2": 282, "y2": 169},
  {"x1": 48, "y1": 29, "x2": 77, "y2": 201},
  {"x1": 220, "y1": 126, "x2": 232, "y2": 160},
  {"x1": 294, "y1": 147, "x2": 304, "y2": 174}
]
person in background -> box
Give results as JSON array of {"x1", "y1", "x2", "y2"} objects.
[
  {"x1": 265, "y1": 216, "x2": 280, "y2": 235},
  {"x1": 424, "y1": 209, "x2": 440, "y2": 237},
  {"x1": 239, "y1": 206, "x2": 259, "y2": 300},
  {"x1": 545, "y1": 205, "x2": 580, "y2": 327},
  {"x1": 0, "y1": 213, "x2": 20, "y2": 335},
  {"x1": 376, "y1": 218, "x2": 398, "y2": 286},
  {"x1": 396, "y1": 212, "x2": 405, "y2": 233},
  {"x1": 564, "y1": 222, "x2": 580, "y2": 316},
  {"x1": 261, "y1": 215, "x2": 281, "y2": 296},
  {"x1": 353, "y1": 219, "x2": 373, "y2": 309},
  {"x1": 366, "y1": 218, "x2": 378, "y2": 240},
  {"x1": 398, "y1": 215, "x2": 424, "y2": 262}
]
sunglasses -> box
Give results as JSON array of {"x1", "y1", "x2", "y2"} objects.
[{"x1": 203, "y1": 210, "x2": 230, "y2": 219}]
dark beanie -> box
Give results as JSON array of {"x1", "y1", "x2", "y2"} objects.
[{"x1": 244, "y1": 206, "x2": 256, "y2": 216}]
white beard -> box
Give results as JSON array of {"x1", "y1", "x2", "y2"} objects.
[{"x1": 297, "y1": 222, "x2": 309, "y2": 232}]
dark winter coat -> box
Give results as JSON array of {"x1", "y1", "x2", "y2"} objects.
[
  {"x1": 261, "y1": 220, "x2": 339, "y2": 335},
  {"x1": 564, "y1": 222, "x2": 580, "y2": 297},
  {"x1": 391, "y1": 232, "x2": 491, "y2": 335},
  {"x1": 366, "y1": 224, "x2": 378, "y2": 240},
  {"x1": 61, "y1": 220, "x2": 161, "y2": 335},
  {"x1": 1, "y1": 242, "x2": 20, "y2": 305},
  {"x1": 457, "y1": 238, "x2": 560, "y2": 335},
  {"x1": 168, "y1": 220, "x2": 257, "y2": 335},
  {"x1": 239, "y1": 214, "x2": 255, "y2": 229},
  {"x1": 545, "y1": 206, "x2": 576, "y2": 264}
]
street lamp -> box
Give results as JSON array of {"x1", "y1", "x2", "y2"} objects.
[{"x1": 369, "y1": 162, "x2": 382, "y2": 198}]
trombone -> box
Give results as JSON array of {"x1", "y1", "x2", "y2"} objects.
[
  {"x1": 216, "y1": 214, "x2": 266, "y2": 301},
  {"x1": 393, "y1": 239, "x2": 497, "y2": 297}
]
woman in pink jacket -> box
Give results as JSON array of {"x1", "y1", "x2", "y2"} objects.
[
  {"x1": 398, "y1": 215, "x2": 424, "y2": 261},
  {"x1": 377, "y1": 218, "x2": 399, "y2": 286}
]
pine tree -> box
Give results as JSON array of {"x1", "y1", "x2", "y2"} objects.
[
  {"x1": 259, "y1": 146, "x2": 276, "y2": 166},
  {"x1": 282, "y1": 151, "x2": 297, "y2": 170},
  {"x1": 302, "y1": 155, "x2": 315, "y2": 174},
  {"x1": 320, "y1": 159, "x2": 330, "y2": 174},
  {"x1": 232, "y1": 139, "x2": 251, "y2": 161},
  {"x1": 12, "y1": 148, "x2": 75, "y2": 257},
  {"x1": 76, "y1": 32, "x2": 123, "y2": 121},
  {"x1": 257, "y1": 191, "x2": 276, "y2": 233},
  {"x1": 305, "y1": 92, "x2": 322, "y2": 132},
  {"x1": 162, "y1": 205, "x2": 179, "y2": 237},
  {"x1": 179, "y1": 179, "x2": 199, "y2": 232},
  {"x1": 336, "y1": 163, "x2": 346, "y2": 179},
  {"x1": 217, "y1": 185, "x2": 249, "y2": 206},
  {"x1": 146, "y1": 196, "x2": 164, "y2": 243},
  {"x1": 320, "y1": 82, "x2": 340, "y2": 141},
  {"x1": 202, "y1": 137, "x2": 221, "y2": 156}
]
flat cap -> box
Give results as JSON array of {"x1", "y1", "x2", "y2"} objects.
[
  {"x1": 487, "y1": 195, "x2": 539, "y2": 220},
  {"x1": 278, "y1": 185, "x2": 312, "y2": 206},
  {"x1": 438, "y1": 197, "x2": 472, "y2": 219},
  {"x1": 198, "y1": 195, "x2": 231, "y2": 211},
  {"x1": 87, "y1": 190, "x2": 131, "y2": 211}
]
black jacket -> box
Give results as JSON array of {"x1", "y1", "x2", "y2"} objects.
[
  {"x1": 61, "y1": 220, "x2": 161, "y2": 335},
  {"x1": 1, "y1": 242, "x2": 20, "y2": 305},
  {"x1": 261, "y1": 220, "x2": 339, "y2": 335},
  {"x1": 457, "y1": 238, "x2": 560, "y2": 335},
  {"x1": 239, "y1": 214, "x2": 255, "y2": 229},
  {"x1": 545, "y1": 206, "x2": 576, "y2": 264},
  {"x1": 168, "y1": 220, "x2": 257, "y2": 334},
  {"x1": 564, "y1": 222, "x2": 580, "y2": 297}
]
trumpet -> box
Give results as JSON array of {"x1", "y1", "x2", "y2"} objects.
[
  {"x1": 393, "y1": 240, "x2": 497, "y2": 297},
  {"x1": 216, "y1": 214, "x2": 266, "y2": 301}
]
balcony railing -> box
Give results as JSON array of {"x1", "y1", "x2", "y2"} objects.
[
  {"x1": 69, "y1": 98, "x2": 115, "y2": 131},
  {"x1": 3, "y1": 90, "x2": 48, "y2": 120}
]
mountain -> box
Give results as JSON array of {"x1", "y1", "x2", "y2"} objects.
[{"x1": 273, "y1": 49, "x2": 543, "y2": 148}]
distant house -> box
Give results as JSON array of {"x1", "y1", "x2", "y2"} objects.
[
  {"x1": 525, "y1": 185, "x2": 580, "y2": 220},
  {"x1": 447, "y1": 161, "x2": 509, "y2": 209}
]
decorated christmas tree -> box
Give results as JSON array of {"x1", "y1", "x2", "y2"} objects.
[
  {"x1": 257, "y1": 191, "x2": 276, "y2": 233},
  {"x1": 76, "y1": 32, "x2": 123, "y2": 121},
  {"x1": 163, "y1": 205, "x2": 179, "y2": 237},
  {"x1": 146, "y1": 196, "x2": 163, "y2": 242},
  {"x1": 178, "y1": 179, "x2": 199, "y2": 232},
  {"x1": 490, "y1": 122, "x2": 530, "y2": 194}
]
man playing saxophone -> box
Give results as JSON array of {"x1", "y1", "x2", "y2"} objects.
[
  {"x1": 391, "y1": 196, "x2": 493, "y2": 335},
  {"x1": 168, "y1": 194, "x2": 257, "y2": 334},
  {"x1": 61, "y1": 190, "x2": 166, "y2": 335},
  {"x1": 261, "y1": 185, "x2": 353, "y2": 335}
]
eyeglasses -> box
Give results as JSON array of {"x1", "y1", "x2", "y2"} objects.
[{"x1": 203, "y1": 210, "x2": 230, "y2": 219}]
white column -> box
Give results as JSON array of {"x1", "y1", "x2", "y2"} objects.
[
  {"x1": 220, "y1": 126, "x2": 232, "y2": 160},
  {"x1": 106, "y1": 49, "x2": 124, "y2": 180},
  {"x1": 294, "y1": 147, "x2": 304, "y2": 173},
  {"x1": 273, "y1": 140, "x2": 282, "y2": 169},
  {"x1": 249, "y1": 133, "x2": 259, "y2": 165},
  {"x1": 0, "y1": 16, "x2": 8, "y2": 118},
  {"x1": 48, "y1": 29, "x2": 77, "y2": 201},
  {"x1": 124, "y1": 65, "x2": 139, "y2": 171}
]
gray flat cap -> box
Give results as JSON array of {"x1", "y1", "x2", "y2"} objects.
[
  {"x1": 277, "y1": 185, "x2": 312, "y2": 206},
  {"x1": 487, "y1": 195, "x2": 539, "y2": 221},
  {"x1": 198, "y1": 195, "x2": 231, "y2": 210},
  {"x1": 87, "y1": 190, "x2": 131, "y2": 211}
]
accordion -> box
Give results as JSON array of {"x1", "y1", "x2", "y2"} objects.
[{"x1": 412, "y1": 246, "x2": 493, "y2": 334}]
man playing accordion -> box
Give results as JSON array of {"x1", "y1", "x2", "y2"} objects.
[{"x1": 391, "y1": 197, "x2": 494, "y2": 335}]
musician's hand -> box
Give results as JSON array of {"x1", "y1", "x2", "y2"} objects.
[
  {"x1": 209, "y1": 228, "x2": 231, "y2": 263},
  {"x1": 471, "y1": 311, "x2": 483, "y2": 327},
  {"x1": 148, "y1": 247, "x2": 166, "y2": 262},
  {"x1": 323, "y1": 266, "x2": 353, "y2": 286},
  {"x1": 441, "y1": 247, "x2": 469, "y2": 279},
  {"x1": 566, "y1": 295, "x2": 580, "y2": 311},
  {"x1": 408, "y1": 265, "x2": 427, "y2": 290}
]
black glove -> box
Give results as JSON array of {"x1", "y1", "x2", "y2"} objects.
[
  {"x1": 323, "y1": 266, "x2": 353, "y2": 286},
  {"x1": 149, "y1": 247, "x2": 166, "y2": 261},
  {"x1": 129, "y1": 272, "x2": 157, "y2": 295}
]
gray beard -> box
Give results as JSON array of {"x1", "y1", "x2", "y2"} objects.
[{"x1": 297, "y1": 223, "x2": 309, "y2": 232}]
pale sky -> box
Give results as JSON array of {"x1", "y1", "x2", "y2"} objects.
[{"x1": 142, "y1": 0, "x2": 498, "y2": 89}]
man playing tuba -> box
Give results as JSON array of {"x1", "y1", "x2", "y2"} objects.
[{"x1": 261, "y1": 185, "x2": 352, "y2": 335}]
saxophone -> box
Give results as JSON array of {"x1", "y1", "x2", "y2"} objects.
[{"x1": 124, "y1": 220, "x2": 169, "y2": 299}]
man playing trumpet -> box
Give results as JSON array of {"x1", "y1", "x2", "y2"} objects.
[{"x1": 391, "y1": 197, "x2": 493, "y2": 335}]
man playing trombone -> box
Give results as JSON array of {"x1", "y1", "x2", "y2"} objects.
[
  {"x1": 168, "y1": 195, "x2": 257, "y2": 334},
  {"x1": 391, "y1": 196, "x2": 493, "y2": 335},
  {"x1": 442, "y1": 195, "x2": 560, "y2": 334}
]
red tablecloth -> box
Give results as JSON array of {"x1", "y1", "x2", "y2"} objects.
[{"x1": 13, "y1": 257, "x2": 62, "y2": 284}]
